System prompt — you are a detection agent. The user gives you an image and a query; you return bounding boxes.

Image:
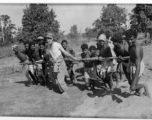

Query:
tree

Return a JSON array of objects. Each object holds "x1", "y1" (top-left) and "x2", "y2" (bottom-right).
[
  {"x1": 17, "y1": 4, "x2": 60, "y2": 43},
  {"x1": 85, "y1": 27, "x2": 97, "y2": 39},
  {"x1": 0, "y1": 15, "x2": 16, "y2": 44},
  {"x1": 58, "y1": 30, "x2": 65, "y2": 40},
  {"x1": 67, "y1": 24, "x2": 79, "y2": 40},
  {"x1": 129, "y1": 4, "x2": 152, "y2": 38},
  {"x1": 93, "y1": 4, "x2": 127, "y2": 38}
]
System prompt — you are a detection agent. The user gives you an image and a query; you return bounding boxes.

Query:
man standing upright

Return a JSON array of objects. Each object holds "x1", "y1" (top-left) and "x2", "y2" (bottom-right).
[{"x1": 45, "y1": 32, "x2": 76, "y2": 94}]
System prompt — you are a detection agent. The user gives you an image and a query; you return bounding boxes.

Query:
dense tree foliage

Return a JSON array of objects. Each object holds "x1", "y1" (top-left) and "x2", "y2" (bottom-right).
[
  {"x1": 17, "y1": 4, "x2": 60, "y2": 43},
  {"x1": 85, "y1": 27, "x2": 97, "y2": 39},
  {"x1": 129, "y1": 4, "x2": 152, "y2": 38},
  {"x1": 0, "y1": 15, "x2": 16, "y2": 44},
  {"x1": 67, "y1": 25, "x2": 79, "y2": 40},
  {"x1": 93, "y1": 4, "x2": 127, "y2": 38}
]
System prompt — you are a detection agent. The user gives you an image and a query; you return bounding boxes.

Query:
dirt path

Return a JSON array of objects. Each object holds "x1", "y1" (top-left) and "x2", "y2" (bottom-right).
[
  {"x1": 0, "y1": 57, "x2": 90, "y2": 116},
  {"x1": 0, "y1": 39, "x2": 152, "y2": 118},
  {"x1": 70, "y1": 43, "x2": 152, "y2": 118}
]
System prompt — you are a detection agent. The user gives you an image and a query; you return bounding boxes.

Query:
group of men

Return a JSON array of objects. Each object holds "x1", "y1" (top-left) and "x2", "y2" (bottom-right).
[{"x1": 12, "y1": 30, "x2": 149, "y2": 97}]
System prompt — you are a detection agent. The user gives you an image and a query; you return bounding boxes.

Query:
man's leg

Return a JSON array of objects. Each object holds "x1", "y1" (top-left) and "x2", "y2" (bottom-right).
[
  {"x1": 106, "y1": 72, "x2": 114, "y2": 91},
  {"x1": 130, "y1": 76, "x2": 149, "y2": 97},
  {"x1": 84, "y1": 71, "x2": 91, "y2": 90},
  {"x1": 28, "y1": 71, "x2": 38, "y2": 85},
  {"x1": 37, "y1": 64, "x2": 47, "y2": 86},
  {"x1": 57, "y1": 71, "x2": 68, "y2": 93},
  {"x1": 123, "y1": 65, "x2": 132, "y2": 85},
  {"x1": 113, "y1": 63, "x2": 119, "y2": 87},
  {"x1": 25, "y1": 65, "x2": 33, "y2": 85},
  {"x1": 56, "y1": 61, "x2": 70, "y2": 93},
  {"x1": 117, "y1": 63, "x2": 122, "y2": 81},
  {"x1": 28, "y1": 65, "x2": 39, "y2": 85},
  {"x1": 114, "y1": 72, "x2": 119, "y2": 88},
  {"x1": 40, "y1": 71, "x2": 46, "y2": 86},
  {"x1": 90, "y1": 79, "x2": 95, "y2": 90},
  {"x1": 67, "y1": 67, "x2": 74, "y2": 86},
  {"x1": 71, "y1": 68, "x2": 77, "y2": 83},
  {"x1": 101, "y1": 71, "x2": 108, "y2": 89},
  {"x1": 25, "y1": 71, "x2": 33, "y2": 85}
]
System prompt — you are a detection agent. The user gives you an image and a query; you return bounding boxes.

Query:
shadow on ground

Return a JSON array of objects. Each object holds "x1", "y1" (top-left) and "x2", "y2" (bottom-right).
[
  {"x1": 15, "y1": 80, "x2": 62, "y2": 94},
  {"x1": 87, "y1": 88, "x2": 133, "y2": 103}
]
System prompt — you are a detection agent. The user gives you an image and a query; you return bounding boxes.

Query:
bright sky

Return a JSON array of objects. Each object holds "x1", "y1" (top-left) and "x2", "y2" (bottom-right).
[{"x1": 0, "y1": 4, "x2": 135, "y2": 34}]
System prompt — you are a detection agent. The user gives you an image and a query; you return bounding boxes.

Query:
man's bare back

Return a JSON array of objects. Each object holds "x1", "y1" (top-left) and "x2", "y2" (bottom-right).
[{"x1": 129, "y1": 42, "x2": 143, "y2": 64}]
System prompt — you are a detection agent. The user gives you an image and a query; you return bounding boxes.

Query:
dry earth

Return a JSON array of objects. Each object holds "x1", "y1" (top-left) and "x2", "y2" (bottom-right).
[{"x1": 0, "y1": 36, "x2": 152, "y2": 118}]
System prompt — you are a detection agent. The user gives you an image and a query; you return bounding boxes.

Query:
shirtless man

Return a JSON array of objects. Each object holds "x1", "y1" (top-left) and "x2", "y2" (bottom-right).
[
  {"x1": 112, "y1": 34, "x2": 130, "y2": 84},
  {"x1": 28, "y1": 41, "x2": 46, "y2": 86},
  {"x1": 39, "y1": 41, "x2": 46, "y2": 74},
  {"x1": 126, "y1": 30, "x2": 149, "y2": 97},
  {"x1": 81, "y1": 44, "x2": 96, "y2": 90},
  {"x1": 61, "y1": 40, "x2": 76, "y2": 86},
  {"x1": 12, "y1": 43, "x2": 37, "y2": 86},
  {"x1": 45, "y1": 32, "x2": 76, "y2": 94}
]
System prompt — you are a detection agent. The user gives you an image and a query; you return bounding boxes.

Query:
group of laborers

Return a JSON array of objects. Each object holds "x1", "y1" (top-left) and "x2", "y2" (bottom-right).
[{"x1": 12, "y1": 30, "x2": 149, "y2": 97}]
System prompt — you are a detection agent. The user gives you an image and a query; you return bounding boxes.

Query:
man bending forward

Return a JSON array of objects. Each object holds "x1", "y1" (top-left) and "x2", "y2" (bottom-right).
[
  {"x1": 126, "y1": 30, "x2": 149, "y2": 97},
  {"x1": 45, "y1": 32, "x2": 76, "y2": 94}
]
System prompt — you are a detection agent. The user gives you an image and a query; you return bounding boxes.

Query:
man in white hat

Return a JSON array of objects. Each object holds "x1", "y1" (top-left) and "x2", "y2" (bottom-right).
[
  {"x1": 97, "y1": 33, "x2": 116, "y2": 91},
  {"x1": 45, "y1": 32, "x2": 77, "y2": 95}
]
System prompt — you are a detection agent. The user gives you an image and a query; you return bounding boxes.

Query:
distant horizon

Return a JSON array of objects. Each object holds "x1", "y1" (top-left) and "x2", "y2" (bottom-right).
[{"x1": 0, "y1": 4, "x2": 135, "y2": 34}]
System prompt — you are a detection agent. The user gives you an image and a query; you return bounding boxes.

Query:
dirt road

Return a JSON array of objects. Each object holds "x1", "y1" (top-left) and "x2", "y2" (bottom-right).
[{"x1": 0, "y1": 39, "x2": 152, "y2": 118}]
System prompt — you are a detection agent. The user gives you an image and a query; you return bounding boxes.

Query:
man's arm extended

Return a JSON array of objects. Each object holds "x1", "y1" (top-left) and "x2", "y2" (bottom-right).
[
  {"x1": 70, "y1": 48, "x2": 75, "y2": 57},
  {"x1": 59, "y1": 44, "x2": 76, "y2": 60}
]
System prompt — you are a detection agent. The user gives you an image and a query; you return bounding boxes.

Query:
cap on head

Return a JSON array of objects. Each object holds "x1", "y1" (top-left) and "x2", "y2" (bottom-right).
[
  {"x1": 122, "y1": 35, "x2": 126, "y2": 38},
  {"x1": 46, "y1": 32, "x2": 53, "y2": 39},
  {"x1": 37, "y1": 36, "x2": 44, "y2": 40},
  {"x1": 12, "y1": 44, "x2": 18, "y2": 50},
  {"x1": 98, "y1": 34, "x2": 106, "y2": 41}
]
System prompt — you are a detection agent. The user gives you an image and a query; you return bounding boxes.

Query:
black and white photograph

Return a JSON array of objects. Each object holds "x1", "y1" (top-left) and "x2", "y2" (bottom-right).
[{"x1": 0, "y1": 2, "x2": 152, "y2": 118}]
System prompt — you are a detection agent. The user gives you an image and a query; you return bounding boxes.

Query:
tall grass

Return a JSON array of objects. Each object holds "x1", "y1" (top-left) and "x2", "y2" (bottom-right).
[{"x1": 0, "y1": 43, "x2": 24, "y2": 59}]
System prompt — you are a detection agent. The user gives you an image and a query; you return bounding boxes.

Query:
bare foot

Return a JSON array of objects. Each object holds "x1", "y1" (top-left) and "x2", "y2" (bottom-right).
[
  {"x1": 67, "y1": 83, "x2": 73, "y2": 87},
  {"x1": 87, "y1": 86, "x2": 91, "y2": 91},
  {"x1": 130, "y1": 90, "x2": 135, "y2": 94},
  {"x1": 115, "y1": 83, "x2": 120, "y2": 88},
  {"x1": 143, "y1": 91, "x2": 150, "y2": 98},
  {"x1": 73, "y1": 78, "x2": 77, "y2": 84},
  {"x1": 110, "y1": 85, "x2": 114, "y2": 91},
  {"x1": 37, "y1": 83, "x2": 41, "y2": 86},
  {"x1": 62, "y1": 92, "x2": 70, "y2": 98},
  {"x1": 134, "y1": 91, "x2": 140, "y2": 96},
  {"x1": 143, "y1": 86, "x2": 150, "y2": 98}
]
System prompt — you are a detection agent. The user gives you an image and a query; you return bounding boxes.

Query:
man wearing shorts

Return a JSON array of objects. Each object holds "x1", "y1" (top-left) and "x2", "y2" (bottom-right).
[{"x1": 45, "y1": 32, "x2": 76, "y2": 94}]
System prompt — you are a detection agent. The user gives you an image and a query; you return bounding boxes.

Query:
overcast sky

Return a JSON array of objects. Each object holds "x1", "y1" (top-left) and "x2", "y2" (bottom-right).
[{"x1": 0, "y1": 4, "x2": 135, "y2": 34}]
